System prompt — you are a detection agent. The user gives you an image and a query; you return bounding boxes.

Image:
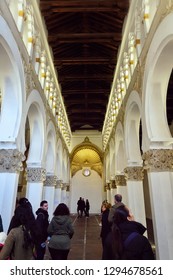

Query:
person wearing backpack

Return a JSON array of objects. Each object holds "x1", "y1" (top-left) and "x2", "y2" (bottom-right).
[
  {"x1": 35, "y1": 200, "x2": 49, "y2": 260},
  {"x1": 102, "y1": 205, "x2": 154, "y2": 260},
  {"x1": 0, "y1": 198, "x2": 38, "y2": 260}
]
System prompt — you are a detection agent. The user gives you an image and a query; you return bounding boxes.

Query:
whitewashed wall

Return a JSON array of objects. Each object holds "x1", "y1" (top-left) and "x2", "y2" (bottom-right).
[{"x1": 70, "y1": 169, "x2": 103, "y2": 214}]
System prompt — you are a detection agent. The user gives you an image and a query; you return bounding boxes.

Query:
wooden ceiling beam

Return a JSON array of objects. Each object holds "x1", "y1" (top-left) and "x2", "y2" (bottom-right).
[
  {"x1": 48, "y1": 32, "x2": 121, "y2": 41},
  {"x1": 51, "y1": 7, "x2": 120, "y2": 12},
  {"x1": 59, "y1": 74, "x2": 113, "y2": 82},
  {"x1": 62, "y1": 89, "x2": 109, "y2": 95},
  {"x1": 65, "y1": 99, "x2": 107, "y2": 105},
  {"x1": 68, "y1": 109, "x2": 105, "y2": 114},
  {"x1": 67, "y1": 116, "x2": 104, "y2": 120},
  {"x1": 50, "y1": 38, "x2": 118, "y2": 44},
  {"x1": 54, "y1": 57, "x2": 115, "y2": 65},
  {"x1": 40, "y1": 1, "x2": 121, "y2": 8}
]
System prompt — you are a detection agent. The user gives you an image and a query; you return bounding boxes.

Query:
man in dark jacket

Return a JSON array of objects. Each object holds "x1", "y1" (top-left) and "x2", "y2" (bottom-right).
[
  {"x1": 103, "y1": 206, "x2": 154, "y2": 260},
  {"x1": 35, "y1": 200, "x2": 49, "y2": 260},
  {"x1": 108, "y1": 194, "x2": 125, "y2": 224}
]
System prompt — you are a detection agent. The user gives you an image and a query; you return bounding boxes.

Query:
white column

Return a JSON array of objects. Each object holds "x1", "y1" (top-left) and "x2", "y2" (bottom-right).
[
  {"x1": 66, "y1": 184, "x2": 70, "y2": 207},
  {"x1": 110, "y1": 180, "x2": 117, "y2": 205},
  {"x1": 124, "y1": 167, "x2": 146, "y2": 227},
  {"x1": 61, "y1": 183, "x2": 67, "y2": 204},
  {"x1": 43, "y1": 175, "x2": 57, "y2": 220},
  {"x1": 0, "y1": 149, "x2": 25, "y2": 233},
  {"x1": 54, "y1": 180, "x2": 62, "y2": 209},
  {"x1": 25, "y1": 167, "x2": 46, "y2": 215},
  {"x1": 115, "y1": 175, "x2": 128, "y2": 207},
  {"x1": 143, "y1": 149, "x2": 173, "y2": 260},
  {"x1": 106, "y1": 182, "x2": 111, "y2": 203}
]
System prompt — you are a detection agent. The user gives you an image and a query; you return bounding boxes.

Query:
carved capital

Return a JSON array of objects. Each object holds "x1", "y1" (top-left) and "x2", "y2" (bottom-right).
[
  {"x1": 44, "y1": 175, "x2": 57, "y2": 186},
  {"x1": 26, "y1": 167, "x2": 46, "y2": 182},
  {"x1": 115, "y1": 174, "x2": 127, "y2": 186},
  {"x1": 61, "y1": 183, "x2": 67, "y2": 191},
  {"x1": 110, "y1": 179, "x2": 116, "y2": 189},
  {"x1": 142, "y1": 149, "x2": 173, "y2": 172},
  {"x1": 0, "y1": 149, "x2": 25, "y2": 173},
  {"x1": 124, "y1": 167, "x2": 144, "y2": 181},
  {"x1": 55, "y1": 180, "x2": 63, "y2": 189},
  {"x1": 106, "y1": 182, "x2": 111, "y2": 190}
]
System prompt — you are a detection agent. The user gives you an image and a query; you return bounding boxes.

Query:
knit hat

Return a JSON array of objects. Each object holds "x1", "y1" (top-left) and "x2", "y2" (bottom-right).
[{"x1": 0, "y1": 232, "x2": 7, "y2": 245}]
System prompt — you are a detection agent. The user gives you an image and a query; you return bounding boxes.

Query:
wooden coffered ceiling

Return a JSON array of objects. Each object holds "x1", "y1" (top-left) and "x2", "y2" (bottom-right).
[{"x1": 39, "y1": 0, "x2": 130, "y2": 132}]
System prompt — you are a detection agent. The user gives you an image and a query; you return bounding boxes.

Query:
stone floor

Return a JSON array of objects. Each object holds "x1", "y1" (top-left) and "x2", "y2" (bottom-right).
[
  {"x1": 44, "y1": 214, "x2": 155, "y2": 260},
  {"x1": 68, "y1": 214, "x2": 103, "y2": 260}
]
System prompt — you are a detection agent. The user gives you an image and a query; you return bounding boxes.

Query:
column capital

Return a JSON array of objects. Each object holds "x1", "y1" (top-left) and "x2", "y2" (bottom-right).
[
  {"x1": 55, "y1": 179, "x2": 63, "y2": 189},
  {"x1": 105, "y1": 182, "x2": 111, "y2": 190},
  {"x1": 124, "y1": 166, "x2": 144, "y2": 181},
  {"x1": 65, "y1": 184, "x2": 70, "y2": 192},
  {"x1": 115, "y1": 174, "x2": 127, "y2": 185},
  {"x1": 44, "y1": 175, "x2": 57, "y2": 186},
  {"x1": 110, "y1": 179, "x2": 116, "y2": 189},
  {"x1": 142, "y1": 149, "x2": 173, "y2": 172},
  {"x1": 0, "y1": 149, "x2": 25, "y2": 173},
  {"x1": 26, "y1": 167, "x2": 46, "y2": 183},
  {"x1": 61, "y1": 183, "x2": 67, "y2": 191}
]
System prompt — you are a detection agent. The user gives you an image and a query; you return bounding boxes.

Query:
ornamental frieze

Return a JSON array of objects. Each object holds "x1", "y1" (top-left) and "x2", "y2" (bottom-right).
[
  {"x1": 0, "y1": 149, "x2": 25, "y2": 173},
  {"x1": 124, "y1": 167, "x2": 144, "y2": 181},
  {"x1": 26, "y1": 167, "x2": 46, "y2": 182},
  {"x1": 44, "y1": 175, "x2": 57, "y2": 186},
  {"x1": 142, "y1": 149, "x2": 173, "y2": 172},
  {"x1": 115, "y1": 174, "x2": 127, "y2": 186},
  {"x1": 23, "y1": 60, "x2": 36, "y2": 95}
]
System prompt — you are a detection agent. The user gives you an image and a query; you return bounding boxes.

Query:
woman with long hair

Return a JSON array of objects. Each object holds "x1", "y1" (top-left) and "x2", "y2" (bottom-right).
[
  {"x1": 48, "y1": 203, "x2": 74, "y2": 260},
  {"x1": 0, "y1": 197, "x2": 39, "y2": 260},
  {"x1": 102, "y1": 206, "x2": 154, "y2": 260}
]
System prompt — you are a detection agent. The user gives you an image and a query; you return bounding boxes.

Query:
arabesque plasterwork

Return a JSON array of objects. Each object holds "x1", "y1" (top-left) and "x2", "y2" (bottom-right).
[
  {"x1": 26, "y1": 167, "x2": 46, "y2": 182},
  {"x1": 0, "y1": 149, "x2": 25, "y2": 173},
  {"x1": 124, "y1": 166, "x2": 144, "y2": 181},
  {"x1": 115, "y1": 175, "x2": 126, "y2": 186},
  {"x1": 142, "y1": 149, "x2": 173, "y2": 172},
  {"x1": 44, "y1": 175, "x2": 57, "y2": 186}
]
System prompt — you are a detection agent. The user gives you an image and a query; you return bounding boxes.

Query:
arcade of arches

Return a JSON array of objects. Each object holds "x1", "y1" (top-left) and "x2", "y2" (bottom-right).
[{"x1": 1, "y1": 0, "x2": 173, "y2": 260}]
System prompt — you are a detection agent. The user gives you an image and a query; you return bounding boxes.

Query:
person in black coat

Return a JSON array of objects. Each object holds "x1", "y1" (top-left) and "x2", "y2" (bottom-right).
[
  {"x1": 100, "y1": 202, "x2": 112, "y2": 247},
  {"x1": 77, "y1": 197, "x2": 83, "y2": 217},
  {"x1": 102, "y1": 205, "x2": 154, "y2": 260},
  {"x1": 35, "y1": 200, "x2": 49, "y2": 260},
  {"x1": 0, "y1": 215, "x2": 3, "y2": 232},
  {"x1": 85, "y1": 199, "x2": 90, "y2": 217}
]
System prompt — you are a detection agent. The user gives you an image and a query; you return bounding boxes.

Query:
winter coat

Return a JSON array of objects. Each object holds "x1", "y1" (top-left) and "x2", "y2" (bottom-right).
[
  {"x1": 100, "y1": 209, "x2": 111, "y2": 245},
  {"x1": 47, "y1": 215, "x2": 74, "y2": 250},
  {"x1": 35, "y1": 208, "x2": 49, "y2": 244},
  {"x1": 0, "y1": 226, "x2": 34, "y2": 260},
  {"x1": 108, "y1": 202, "x2": 125, "y2": 223},
  {"x1": 0, "y1": 215, "x2": 3, "y2": 232},
  {"x1": 85, "y1": 201, "x2": 90, "y2": 211},
  {"x1": 102, "y1": 220, "x2": 154, "y2": 260}
]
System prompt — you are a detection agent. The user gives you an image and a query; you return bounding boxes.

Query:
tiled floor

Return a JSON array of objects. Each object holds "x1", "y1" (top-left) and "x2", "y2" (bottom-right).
[
  {"x1": 45, "y1": 214, "x2": 155, "y2": 260},
  {"x1": 68, "y1": 214, "x2": 103, "y2": 260}
]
